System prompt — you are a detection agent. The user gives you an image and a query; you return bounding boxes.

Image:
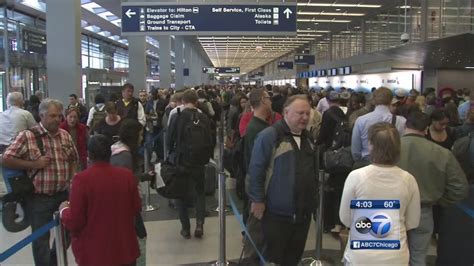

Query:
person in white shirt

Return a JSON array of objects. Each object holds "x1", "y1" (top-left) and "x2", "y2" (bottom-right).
[
  {"x1": 0, "y1": 92, "x2": 37, "y2": 152},
  {"x1": 86, "y1": 94, "x2": 106, "y2": 129},
  {"x1": 316, "y1": 90, "x2": 330, "y2": 114},
  {"x1": 339, "y1": 122, "x2": 420, "y2": 265}
]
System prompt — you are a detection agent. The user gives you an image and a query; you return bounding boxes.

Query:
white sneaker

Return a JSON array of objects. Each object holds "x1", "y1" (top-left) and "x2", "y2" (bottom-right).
[{"x1": 330, "y1": 224, "x2": 343, "y2": 233}]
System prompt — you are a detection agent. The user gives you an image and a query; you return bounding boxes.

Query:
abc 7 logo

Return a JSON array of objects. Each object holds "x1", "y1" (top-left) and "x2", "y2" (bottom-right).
[{"x1": 354, "y1": 213, "x2": 392, "y2": 238}]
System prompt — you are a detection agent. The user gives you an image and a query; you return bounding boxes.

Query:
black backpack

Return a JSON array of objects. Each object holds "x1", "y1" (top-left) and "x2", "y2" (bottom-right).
[
  {"x1": 452, "y1": 132, "x2": 474, "y2": 183},
  {"x1": 176, "y1": 108, "x2": 215, "y2": 166},
  {"x1": 329, "y1": 112, "x2": 352, "y2": 149},
  {"x1": 322, "y1": 111, "x2": 353, "y2": 174}
]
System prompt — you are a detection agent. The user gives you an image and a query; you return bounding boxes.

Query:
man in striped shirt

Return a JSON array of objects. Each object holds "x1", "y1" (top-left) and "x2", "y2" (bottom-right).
[{"x1": 3, "y1": 98, "x2": 79, "y2": 266}]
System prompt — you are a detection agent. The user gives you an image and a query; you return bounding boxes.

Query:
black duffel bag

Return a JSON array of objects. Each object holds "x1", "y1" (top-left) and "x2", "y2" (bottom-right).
[
  {"x1": 323, "y1": 146, "x2": 354, "y2": 174},
  {"x1": 156, "y1": 161, "x2": 188, "y2": 199}
]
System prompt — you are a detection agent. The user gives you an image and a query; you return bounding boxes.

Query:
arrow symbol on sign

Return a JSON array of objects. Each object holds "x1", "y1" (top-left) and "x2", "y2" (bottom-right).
[
  {"x1": 283, "y1": 8, "x2": 293, "y2": 19},
  {"x1": 125, "y1": 9, "x2": 137, "y2": 18}
]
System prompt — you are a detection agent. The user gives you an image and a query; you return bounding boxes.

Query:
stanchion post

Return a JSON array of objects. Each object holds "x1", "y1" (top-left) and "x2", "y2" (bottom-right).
[
  {"x1": 315, "y1": 170, "x2": 326, "y2": 260},
  {"x1": 216, "y1": 110, "x2": 227, "y2": 265},
  {"x1": 53, "y1": 212, "x2": 68, "y2": 266},
  {"x1": 163, "y1": 129, "x2": 167, "y2": 161},
  {"x1": 144, "y1": 149, "x2": 159, "y2": 212},
  {"x1": 302, "y1": 169, "x2": 328, "y2": 265}
]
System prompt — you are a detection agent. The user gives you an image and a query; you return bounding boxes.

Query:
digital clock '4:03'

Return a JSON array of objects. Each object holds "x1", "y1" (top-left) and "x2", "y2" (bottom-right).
[{"x1": 350, "y1": 200, "x2": 401, "y2": 209}]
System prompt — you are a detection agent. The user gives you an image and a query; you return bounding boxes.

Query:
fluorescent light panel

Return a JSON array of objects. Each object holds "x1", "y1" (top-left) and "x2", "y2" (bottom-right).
[
  {"x1": 298, "y1": 29, "x2": 331, "y2": 33},
  {"x1": 298, "y1": 18, "x2": 351, "y2": 23},
  {"x1": 298, "y1": 11, "x2": 365, "y2": 16},
  {"x1": 297, "y1": 3, "x2": 381, "y2": 8}
]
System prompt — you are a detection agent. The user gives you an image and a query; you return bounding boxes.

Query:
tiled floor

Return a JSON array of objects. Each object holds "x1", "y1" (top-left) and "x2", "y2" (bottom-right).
[
  {"x1": 0, "y1": 171, "x2": 437, "y2": 265},
  {"x1": 0, "y1": 211, "x2": 340, "y2": 265}
]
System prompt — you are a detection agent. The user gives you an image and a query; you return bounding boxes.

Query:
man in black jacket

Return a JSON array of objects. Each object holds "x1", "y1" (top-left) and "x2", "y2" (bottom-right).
[
  {"x1": 115, "y1": 83, "x2": 146, "y2": 127},
  {"x1": 166, "y1": 89, "x2": 214, "y2": 240},
  {"x1": 316, "y1": 91, "x2": 348, "y2": 233}
]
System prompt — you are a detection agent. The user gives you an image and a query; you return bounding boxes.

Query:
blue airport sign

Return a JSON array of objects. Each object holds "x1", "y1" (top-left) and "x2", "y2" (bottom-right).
[
  {"x1": 294, "y1": 54, "x2": 315, "y2": 65},
  {"x1": 203, "y1": 67, "x2": 240, "y2": 74},
  {"x1": 121, "y1": 3, "x2": 297, "y2": 35},
  {"x1": 278, "y1": 61, "x2": 294, "y2": 69},
  {"x1": 22, "y1": 29, "x2": 46, "y2": 54}
]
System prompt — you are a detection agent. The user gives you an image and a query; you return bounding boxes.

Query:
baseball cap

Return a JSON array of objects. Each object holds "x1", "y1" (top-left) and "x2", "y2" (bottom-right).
[{"x1": 394, "y1": 88, "x2": 407, "y2": 98}]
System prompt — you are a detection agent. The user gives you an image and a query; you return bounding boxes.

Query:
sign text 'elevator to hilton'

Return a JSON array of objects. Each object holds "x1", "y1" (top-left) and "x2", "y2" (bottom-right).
[{"x1": 121, "y1": 3, "x2": 297, "y2": 35}]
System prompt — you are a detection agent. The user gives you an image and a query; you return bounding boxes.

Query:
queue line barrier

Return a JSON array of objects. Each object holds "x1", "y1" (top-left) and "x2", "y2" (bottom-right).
[{"x1": 0, "y1": 212, "x2": 68, "y2": 265}]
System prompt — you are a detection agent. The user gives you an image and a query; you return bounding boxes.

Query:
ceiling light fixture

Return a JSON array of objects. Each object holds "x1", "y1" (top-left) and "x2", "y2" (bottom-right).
[
  {"x1": 298, "y1": 18, "x2": 351, "y2": 23},
  {"x1": 297, "y1": 3, "x2": 381, "y2": 8},
  {"x1": 298, "y1": 11, "x2": 364, "y2": 16}
]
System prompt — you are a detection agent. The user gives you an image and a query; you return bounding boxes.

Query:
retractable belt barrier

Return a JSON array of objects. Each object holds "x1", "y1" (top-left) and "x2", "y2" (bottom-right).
[
  {"x1": 0, "y1": 217, "x2": 58, "y2": 262},
  {"x1": 227, "y1": 193, "x2": 267, "y2": 265},
  {"x1": 457, "y1": 203, "x2": 474, "y2": 218}
]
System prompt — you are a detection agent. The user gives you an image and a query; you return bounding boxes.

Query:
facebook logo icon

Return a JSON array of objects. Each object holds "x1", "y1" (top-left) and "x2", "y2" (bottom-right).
[{"x1": 353, "y1": 241, "x2": 361, "y2": 249}]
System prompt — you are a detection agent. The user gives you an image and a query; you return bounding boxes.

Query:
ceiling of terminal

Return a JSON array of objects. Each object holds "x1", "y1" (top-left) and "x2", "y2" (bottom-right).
[
  {"x1": 377, "y1": 33, "x2": 474, "y2": 69},
  {"x1": 198, "y1": 0, "x2": 394, "y2": 73},
  {"x1": 16, "y1": 0, "x2": 406, "y2": 74}
]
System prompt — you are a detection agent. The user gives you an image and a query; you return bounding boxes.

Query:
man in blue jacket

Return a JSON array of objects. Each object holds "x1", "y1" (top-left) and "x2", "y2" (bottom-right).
[{"x1": 248, "y1": 95, "x2": 318, "y2": 265}]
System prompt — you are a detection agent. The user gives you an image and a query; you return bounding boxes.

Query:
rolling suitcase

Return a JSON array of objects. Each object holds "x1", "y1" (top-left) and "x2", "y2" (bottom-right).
[{"x1": 205, "y1": 161, "x2": 217, "y2": 195}]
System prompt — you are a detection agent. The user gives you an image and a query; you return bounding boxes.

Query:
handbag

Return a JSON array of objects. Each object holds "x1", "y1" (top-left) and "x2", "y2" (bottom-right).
[
  {"x1": 2, "y1": 129, "x2": 45, "y2": 203},
  {"x1": 323, "y1": 146, "x2": 354, "y2": 174},
  {"x1": 155, "y1": 161, "x2": 188, "y2": 199},
  {"x1": 1, "y1": 202, "x2": 29, "y2": 232}
]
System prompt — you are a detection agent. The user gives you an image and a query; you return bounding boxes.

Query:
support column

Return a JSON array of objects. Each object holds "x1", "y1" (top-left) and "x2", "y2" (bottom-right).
[
  {"x1": 328, "y1": 32, "x2": 333, "y2": 62},
  {"x1": 184, "y1": 40, "x2": 192, "y2": 88},
  {"x1": 420, "y1": 0, "x2": 428, "y2": 42},
  {"x1": 158, "y1": 35, "x2": 172, "y2": 89},
  {"x1": 192, "y1": 46, "x2": 201, "y2": 86},
  {"x1": 199, "y1": 56, "x2": 207, "y2": 85},
  {"x1": 128, "y1": 36, "x2": 147, "y2": 92},
  {"x1": 3, "y1": 8, "x2": 10, "y2": 110},
  {"x1": 361, "y1": 20, "x2": 366, "y2": 54},
  {"x1": 46, "y1": 0, "x2": 81, "y2": 105},
  {"x1": 174, "y1": 36, "x2": 185, "y2": 90}
]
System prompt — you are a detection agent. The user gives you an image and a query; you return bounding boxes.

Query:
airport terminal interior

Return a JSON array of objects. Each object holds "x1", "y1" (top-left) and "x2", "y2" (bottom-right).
[{"x1": 0, "y1": 0, "x2": 473, "y2": 265}]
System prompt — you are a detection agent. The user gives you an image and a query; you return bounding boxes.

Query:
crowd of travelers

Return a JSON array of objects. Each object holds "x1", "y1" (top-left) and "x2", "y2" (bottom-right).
[{"x1": 0, "y1": 82, "x2": 472, "y2": 266}]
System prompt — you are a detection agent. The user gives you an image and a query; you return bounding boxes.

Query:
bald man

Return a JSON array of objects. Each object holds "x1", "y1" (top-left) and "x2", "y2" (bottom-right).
[{"x1": 248, "y1": 95, "x2": 318, "y2": 265}]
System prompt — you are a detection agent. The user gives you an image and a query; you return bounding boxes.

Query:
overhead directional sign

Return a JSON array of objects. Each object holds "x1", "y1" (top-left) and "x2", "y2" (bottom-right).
[
  {"x1": 278, "y1": 61, "x2": 294, "y2": 69},
  {"x1": 121, "y1": 3, "x2": 297, "y2": 35},
  {"x1": 203, "y1": 67, "x2": 241, "y2": 74},
  {"x1": 22, "y1": 29, "x2": 46, "y2": 54},
  {"x1": 294, "y1": 55, "x2": 315, "y2": 65}
]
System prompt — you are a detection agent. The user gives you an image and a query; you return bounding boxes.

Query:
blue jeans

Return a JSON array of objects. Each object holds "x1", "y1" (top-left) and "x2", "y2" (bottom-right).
[
  {"x1": 175, "y1": 166, "x2": 205, "y2": 231},
  {"x1": 24, "y1": 191, "x2": 69, "y2": 266},
  {"x1": 408, "y1": 207, "x2": 433, "y2": 266}
]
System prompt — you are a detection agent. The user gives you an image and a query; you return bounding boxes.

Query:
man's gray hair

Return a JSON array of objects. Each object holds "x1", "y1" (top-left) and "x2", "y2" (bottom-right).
[
  {"x1": 7, "y1": 92, "x2": 23, "y2": 107},
  {"x1": 38, "y1": 98, "x2": 63, "y2": 115}
]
